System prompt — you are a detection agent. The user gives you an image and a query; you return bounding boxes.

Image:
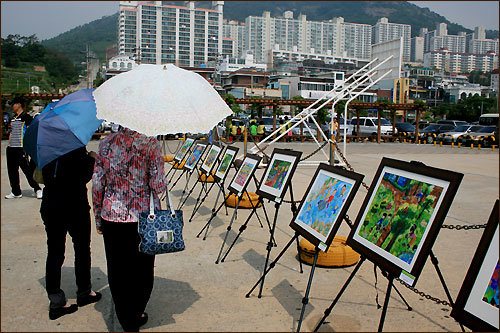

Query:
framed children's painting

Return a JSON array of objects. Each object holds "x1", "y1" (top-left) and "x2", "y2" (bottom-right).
[
  {"x1": 450, "y1": 200, "x2": 498, "y2": 332},
  {"x1": 214, "y1": 146, "x2": 239, "y2": 182},
  {"x1": 200, "y1": 144, "x2": 222, "y2": 175},
  {"x1": 256, "y1": 148, "x2": 302, "y2": 202},
  {"x1": 346, "y1": 157, "x2": 463, "y2": 282},
  {"x1": 174, "y1": 137, "x2": 195, "y2": 162},
  {"x1": 228, "y1": 153, "x2": 262, "y2": 195},
  {"x1": 289, "y1": 163, "x2": 364, "y2": 251},
  {"x1": 183, "y1": 143, "x2": 207, "y2": 171}
]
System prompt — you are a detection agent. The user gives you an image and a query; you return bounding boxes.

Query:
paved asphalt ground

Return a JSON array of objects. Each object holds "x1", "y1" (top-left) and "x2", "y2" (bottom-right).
[{"x1": 1, "y1": 139, "x2": 498, "y2": 332}]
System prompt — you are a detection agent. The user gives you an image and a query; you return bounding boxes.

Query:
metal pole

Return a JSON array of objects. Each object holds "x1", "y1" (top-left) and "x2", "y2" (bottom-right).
[{"x1": 86, "y1": 45, "x2": 90, "y2": 89}]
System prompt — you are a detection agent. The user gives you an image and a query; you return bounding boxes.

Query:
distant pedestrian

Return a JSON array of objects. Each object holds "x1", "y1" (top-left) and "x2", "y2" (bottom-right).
[
  {"x1": 5, "y1": 96, "x2": 42, "y2": 199},
  {"x1": 257, "y1": 120, "x2": 265, "y2": 136},
  {"x1": 249, "y1": 120, "x2": 258, "y2": 136}
]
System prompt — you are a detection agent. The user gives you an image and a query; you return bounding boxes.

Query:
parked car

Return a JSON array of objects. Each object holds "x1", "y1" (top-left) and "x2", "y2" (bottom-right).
[
  {"x1": 412, "y1": 120, "x2": 430, "y2": 130},
  {"x1": 351, "y1": 117, "x2": 393, "y2": 136},
  {"x1": 418, "y1": 124, "x2": 456, "y2": 143},
  {"x1": 436, "y1": 119, "x2": 468, "y2": 127},
  {"x1": 438, "y1": 125, "x2": 483, "y2": 144},
  {"x1": 395, "y1": 122, "x2": 415, "y2": 134},
  {"x1": 458, "y1": 126, "x2": 498, "y2": 147},
  {"x1": 291, "y1": 119, "x2": 318, "y2": 138}
]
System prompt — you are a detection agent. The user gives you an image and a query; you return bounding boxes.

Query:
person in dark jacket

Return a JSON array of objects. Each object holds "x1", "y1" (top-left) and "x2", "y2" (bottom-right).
[
  {"x1": 4, "y1": 96, "x2": 42, "y2": 199},
  {"x1": 41, "y1": 147, "x2": 101, "y2": 320}
]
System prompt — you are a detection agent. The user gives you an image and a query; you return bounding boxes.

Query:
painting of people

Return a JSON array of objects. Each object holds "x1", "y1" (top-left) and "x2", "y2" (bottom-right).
[
  {"x1": 356, "y1": 171, "x2": 444, "y2": 265},
  {"x1": 264, "y1": 160, "x2": 291, "y2": 190},
  {"x1": 295, "y1": 172, "x2": 353, "y2": 242}
]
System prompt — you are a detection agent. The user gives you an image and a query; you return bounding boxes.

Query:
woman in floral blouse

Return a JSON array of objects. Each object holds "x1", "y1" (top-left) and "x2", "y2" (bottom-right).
[{"x1": 92, "y1": 126, "x2": 167, "y2": 332}]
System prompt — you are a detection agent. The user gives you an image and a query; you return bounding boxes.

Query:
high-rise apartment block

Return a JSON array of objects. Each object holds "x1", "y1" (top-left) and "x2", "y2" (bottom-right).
[
  {"x1": 371, "y1": 17, "x2": 411, "y2": 62},
  {"x1": 117, "y1": 2, "x2": 497, "y2": 74},
  {"x1": 242, "y1": 12, "x2": 371, "y2": 64},
  {"x1": 223, "y1": 20, "x2": 246, "y2": 58},
  {"x1": 424, "y1": 50, "x2": 498, "y2": 73},
  {"x1": 118, "y1": 1, "x2": 224, "y2": 67},
  {"x1": 410, "y1": 36, "x2": 424, "y2": 62}
]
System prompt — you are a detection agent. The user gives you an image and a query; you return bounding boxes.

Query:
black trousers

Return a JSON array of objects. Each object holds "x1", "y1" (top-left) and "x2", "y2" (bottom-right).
[
  {"x1": 42, "y1": 208, "x2": 92, "y2": 309},
  {"x1": 102, "y1": 220, "x2": 155, "y2": 332},
  {"x1": 6, "y1": 146, "x2": 40, "y2": 196}
]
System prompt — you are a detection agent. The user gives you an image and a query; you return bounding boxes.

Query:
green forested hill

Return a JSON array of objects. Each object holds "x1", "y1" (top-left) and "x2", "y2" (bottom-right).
[
  {"x1": 41, "y1": 1, "x2": 499, "y2": 65},
  {"x1": 41, "y1": 13, "x2": 118, "y2": 69}
]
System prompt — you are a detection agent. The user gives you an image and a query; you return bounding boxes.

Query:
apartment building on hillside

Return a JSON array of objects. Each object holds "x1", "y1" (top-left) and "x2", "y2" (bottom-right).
[
  {"x1": 118, "y1": 1, "x2": 224, "y2": 67},
  {"x1": 371, "y1": 17, "x2": 411, "y2": 62},
  {"x1": 243, "y1": 11, "x2": 372, "y2": 65}
]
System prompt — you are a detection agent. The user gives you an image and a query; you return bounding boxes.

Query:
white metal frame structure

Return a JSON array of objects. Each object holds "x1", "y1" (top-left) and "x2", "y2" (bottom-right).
[{"x1": 248, "y1": 55, "x2": 395, "y2": 166}]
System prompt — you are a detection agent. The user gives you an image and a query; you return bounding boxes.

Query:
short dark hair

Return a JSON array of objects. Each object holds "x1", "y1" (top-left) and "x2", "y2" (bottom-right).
[{"x1": 10, "y1": 96, "x2": 25, "y2": 106}]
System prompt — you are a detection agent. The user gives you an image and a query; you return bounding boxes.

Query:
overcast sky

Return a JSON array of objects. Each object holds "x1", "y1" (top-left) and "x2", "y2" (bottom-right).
[{"x1": 1, "y1": 1, "x2": 499, "y2": 41}]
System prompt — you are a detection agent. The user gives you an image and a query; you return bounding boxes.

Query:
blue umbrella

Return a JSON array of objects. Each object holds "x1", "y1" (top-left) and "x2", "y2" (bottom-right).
[
  {"x1": 40, "y1": 101, "x2": 59, "y2": 115},
  {"x1": 24, "y1": 89, "x2": 103, "y2": 169}
]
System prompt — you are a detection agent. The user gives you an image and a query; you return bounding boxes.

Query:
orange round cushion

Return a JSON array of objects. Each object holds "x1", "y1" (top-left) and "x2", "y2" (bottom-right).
[
  {"x1": 163, "y1": 155, "x2": 174, "y2": 162},
  {"x1": 198, "y1": 171, "x2": 216, "y2": 182},
  {"x1": 173, "y1": 160, "x2": 186, "y2": 169},
  {"x1": 225, "y1": 192, "x2": 261, "y2": 208},
  {"x1": 298, "y1": 236, "x2": 360, "y2": 267}
]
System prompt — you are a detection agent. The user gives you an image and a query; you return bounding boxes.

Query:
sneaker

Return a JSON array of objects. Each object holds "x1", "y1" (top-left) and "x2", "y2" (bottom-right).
[
  {"x1": 5, "y1": 192, "x2": 22, "y2": 199},
  {"x1": 36, "y1": 189, "x2": 43, "y2": 199}
]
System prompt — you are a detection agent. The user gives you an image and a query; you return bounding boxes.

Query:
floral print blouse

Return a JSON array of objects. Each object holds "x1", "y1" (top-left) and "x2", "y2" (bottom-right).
[{"x1": 92, "y1": 127, "x2": 167, "y2": 227}]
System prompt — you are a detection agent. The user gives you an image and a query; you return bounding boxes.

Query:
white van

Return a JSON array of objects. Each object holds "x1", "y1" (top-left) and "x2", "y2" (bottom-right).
[
  {"x1": 351, "y1": 117, "x2": 394, "y2": 136},
  {"x1": 479, "y1": 113, "x2": 499, "y2": 127}
]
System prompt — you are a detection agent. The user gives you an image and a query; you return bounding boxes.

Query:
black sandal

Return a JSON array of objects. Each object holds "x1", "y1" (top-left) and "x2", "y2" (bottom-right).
[
  {"x1": 139, "y1": 312, "x2": 148, "y2": 327},
  {"x1": 77, "y1": 291, "x2": 102, "y2": 307},
  {"x1": 49, "y1": 304, "x2": 78, "y2": 320}
]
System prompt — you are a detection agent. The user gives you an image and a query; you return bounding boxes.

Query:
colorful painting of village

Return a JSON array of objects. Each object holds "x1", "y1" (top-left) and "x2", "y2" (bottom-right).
[
  {"x1": 483, "y1": 261, "x2": 499, "y2": 308},
  {"x1": 217, "y1": 153, "x2": 233, "y2": 175},
  {"x1": 203, "y1": 148, "x2": 219, "y2": 169},
  {"x1": 264, "y1": 159, "x2": 291, "y2": 190},
  {"x1": 296, "y1": 173, "x2": 352, "y2": 238},
  {"x1": 234, "y1": 161, "x2": 255, "y2": 187},
  {"x1": 357, "y1": 172, "x2": 444, "y2": 264}
]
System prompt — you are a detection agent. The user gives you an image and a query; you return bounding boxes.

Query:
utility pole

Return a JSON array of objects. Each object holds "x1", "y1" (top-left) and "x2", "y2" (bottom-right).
[{"x1": 86, "y1": 45, "x2": 90, "y2": 89}]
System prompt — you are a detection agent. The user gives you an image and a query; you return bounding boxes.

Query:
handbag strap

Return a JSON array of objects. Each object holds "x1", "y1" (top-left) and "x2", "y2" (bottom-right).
[{"x1": 149, "y1": 181, "x2": 176, "y2": 219}]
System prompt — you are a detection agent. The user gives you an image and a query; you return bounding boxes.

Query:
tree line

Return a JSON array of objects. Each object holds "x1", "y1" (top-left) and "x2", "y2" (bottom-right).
[{"x1": 1, "y1": 34, "x2": 79, "y2": 89}]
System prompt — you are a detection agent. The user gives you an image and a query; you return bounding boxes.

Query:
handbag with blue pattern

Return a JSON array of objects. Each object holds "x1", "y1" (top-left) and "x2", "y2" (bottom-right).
[{"x1": 138, "y1": 183, "x2": 185, "y2": 255}]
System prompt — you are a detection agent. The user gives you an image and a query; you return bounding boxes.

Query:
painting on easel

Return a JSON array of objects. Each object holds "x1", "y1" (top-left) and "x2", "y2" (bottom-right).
[
  {"x1": 257, "y1": 148, "x2": 302, "y2": 202},
  {"x1": 201, "y1": 144, "x2": 222, "y2": 175},
  {"x1": 174, "y1": 137, "x2": 195, "y2": 162},
  {"x1": 347, "y1": 157, "x2": 463, "y2": 281},
  {"x1": 451, "y1": 200, "x2": 498, "y2": 332},
  {"x1": 290, "y1": 163, "x2": 363, "y2": 250},
  {"x1": 184, "y1": 143, "x2": 207, "y2": 170},
  {"x1": 228, "y1": 154, "x2": 262, "y2": 195},
  {"x1": 214, "y1": 146, "x2": 239, "y2": 182}
]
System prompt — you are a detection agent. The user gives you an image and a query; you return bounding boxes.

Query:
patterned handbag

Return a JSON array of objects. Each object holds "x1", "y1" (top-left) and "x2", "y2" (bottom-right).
[{"x1": 138, "y1": 183, "x2": 185, "y2": 255}]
